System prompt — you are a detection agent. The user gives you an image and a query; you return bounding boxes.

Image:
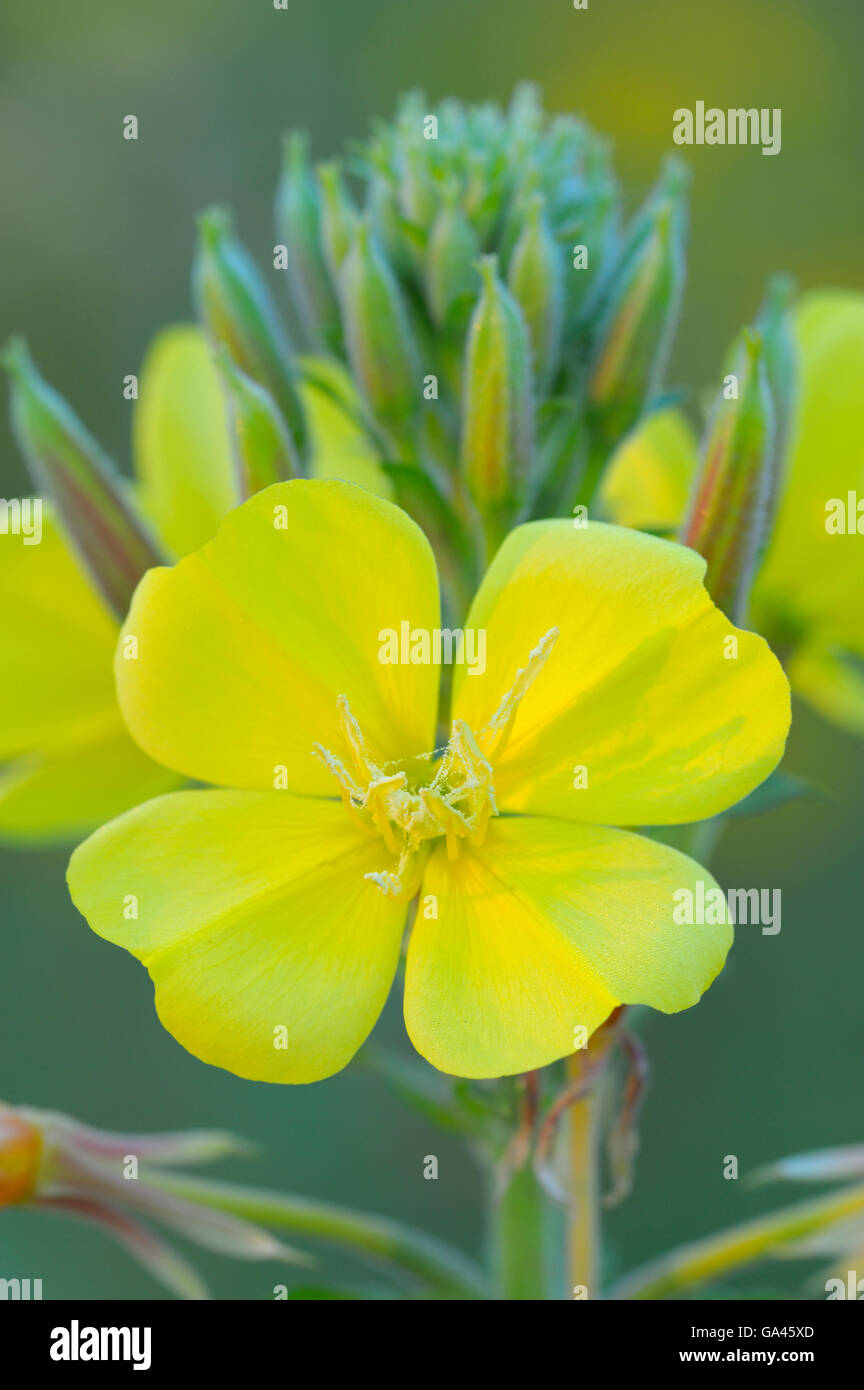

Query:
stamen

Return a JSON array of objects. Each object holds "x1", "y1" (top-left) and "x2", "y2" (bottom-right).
[
  {"x1": 478, "y1": 627, "x2": 559, "y2": 761},
  {"x1": 314, "y1": 633, "x2": 556, "y2": 897}
]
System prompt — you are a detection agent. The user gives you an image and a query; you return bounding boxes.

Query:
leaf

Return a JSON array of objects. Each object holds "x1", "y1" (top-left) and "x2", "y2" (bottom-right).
[
  {"x1": 612, "y1": 1181, "x2": 864, "y2": 1300},
  {"x1": 749, "y1": 1144, "x2": 864, "y2": 1188},
  {"x1": 723, "y1": 769, "x2": 817, "y2": 818},
  {"x1": 358, "y1": 1045, "x2": 475, "y2": 1136}
]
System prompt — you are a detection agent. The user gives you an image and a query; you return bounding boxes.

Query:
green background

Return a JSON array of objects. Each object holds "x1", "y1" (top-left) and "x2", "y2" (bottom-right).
[{"x1": 1, "y1": 0, "x2": 862, "y2": 1298}]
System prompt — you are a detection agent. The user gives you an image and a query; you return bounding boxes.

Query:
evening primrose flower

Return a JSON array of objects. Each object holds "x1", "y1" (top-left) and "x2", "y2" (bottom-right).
[
  {"x1": 599, "y1": 291, "x2": 864, "y2": 733},
  {"x1": 0, "y1": 1101, "x2": 305, "y2": 1299},
  {"x1": 69, "y1": 479, "x2": 789, "y2": 1082}
]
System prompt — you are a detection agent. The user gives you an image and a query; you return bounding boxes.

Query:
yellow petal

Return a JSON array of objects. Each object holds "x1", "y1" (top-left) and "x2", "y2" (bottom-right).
[
  {"x1": 133, "y1": 325, "x2": 236, "y2": 557},
  {"x1": 300, "y1": 356, "x2": 391, "y2": 499},
  {"x1": 404, "y1": 817, "x2": 731, "y2": 1078},
  {"x1": 754, "y1": 291, "x2": 864, "y2": 650},
  {"x1": 0, "y1": 509, "x2": 117, "y2": 758},
  {"x1": 68, "y1": 790, "x2": 407, "y2": 1083},
  {"x1": 0, "y1": 722, "x2": 181, "y2": 843},
  {"x1": 597, "y1": 408, "x2": 698, "y2": 533},
  {"x1": 453, "y1": 521, "x2": 789, "y2": 825},
  {"x1": 117, "y1": 479, "x2": 441, "y2": 791}
]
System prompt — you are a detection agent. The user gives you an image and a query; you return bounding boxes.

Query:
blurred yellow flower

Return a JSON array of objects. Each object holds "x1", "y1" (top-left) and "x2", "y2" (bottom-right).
[{"x1": 600, "y1": 291, "x2": 864, "y2": 733}]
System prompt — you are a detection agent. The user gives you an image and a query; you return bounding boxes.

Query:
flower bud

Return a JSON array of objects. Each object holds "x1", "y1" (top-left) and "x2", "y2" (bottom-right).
[
  {"x1": 400, "y1": 144, "x2": 438, "y2": 231},
  {"x1": 586, "y1": 192, "x2": 686, "y2": 448},
  {"x1": 274, "y1": 132, "x2": 342, "y2": 352},
  {"x1": 0, "y1": 1108, "x2": 41, "y2": 1207},
  {"x1": 461, "y1": 255, "x2": 535, "y2": 522},
  {"x1": 507, "y1": 193, "x2": 565, "y2": 390},
  {"x1": 754, "y1": 274, "x2": 798, "y2": 532},
  {"x1": 3, "y1": 339, "x2": 164, "y2": 618},
  {"x1": 192, "y1": 206, "x2": 306, "y2": 456},
  {"x1": 368, "y1": 170, "x2": 412, "y2": 277},
  {"x1": 338, "y1": 218, "x2": 420, "y2": 425},
  {"x1": 425, "y1": 181, "x2": 480, "y2": 329},
  {"x1": 682, "y1": 328, "x2": 775, "y2": 623},
  {"x1": 560, "y1": 148, "x2": 620, "y2": 334},
  {"x1": 317, "y1": 160, "x2": 358, "y2": 281},
  {"x1": 0, "y1": 1101, "x2": 305, "y2": 1299},
  {"x1": 215, "y1": 349, "x2": 300, "y2": 497}
]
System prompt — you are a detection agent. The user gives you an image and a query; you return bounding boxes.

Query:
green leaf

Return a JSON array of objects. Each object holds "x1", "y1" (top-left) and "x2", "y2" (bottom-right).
[
  {"x1": 358, "y1": 1044, "x2": 475, "y2": 1136},
  {"x1": 724, "y1": 769, "x2": 817, "y2": 818},
  {"x1": 612, "y1": 1181, "x2": 864, "y2": 1300}
]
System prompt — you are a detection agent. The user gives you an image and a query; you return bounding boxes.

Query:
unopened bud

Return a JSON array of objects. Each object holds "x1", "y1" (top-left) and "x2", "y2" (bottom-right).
[
  {"x1": 317, "y1": 160, "x2": 358, "y2": 281},
  {"x1": 192, "y1": 206, "x2": 306, "y2": 456},
  {"x1": 274, "y1": 132, "x2": 342, "y2": 352},
  {"x1": 754, "y1": 274, "x2": 798, "y2": 532},
  {"x1": 586, "y1": 193, "x2": 686, "y2": 447},
  {"x1": 0, "y1": 1108, "x2": 41, "y2": 1207},
  {"x1": 461, "y1": 255, "x2": 535, "y2": 522},
  {"x1": 338, "y1": 218, "x2": 420, "y2": 425},
  {"x1": 507, "y1": 193, "x2": 565, "y2": 389},
  {"x1": 425, "y1": 181, "x2": 480, "y2": 329},
  {"x1": 683, "y1": 329, "x2": 775, "y2": 623},
  {"x1": 216, "y1": 349, "x2": 300, "y2": 498},
  {"x1": 3, "y1": 339, "x2": 164, "y2": 618},
  {"x1": 399, "y1": 145, "x2": 438, "y2": 231}
]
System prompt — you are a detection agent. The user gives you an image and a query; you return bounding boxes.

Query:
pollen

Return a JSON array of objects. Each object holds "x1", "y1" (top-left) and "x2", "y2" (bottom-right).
[{"x1": 313, "y1": 628, "x2": 558, "y2": 898}]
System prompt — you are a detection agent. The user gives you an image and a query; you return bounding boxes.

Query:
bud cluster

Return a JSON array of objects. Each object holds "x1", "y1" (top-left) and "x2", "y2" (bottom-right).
[
  {"x1": 6, "y1": 86, "x2": 799, "y2": 631},
  {"x1": 272, "y1": 85, "x2": 689, "y2": 575}
]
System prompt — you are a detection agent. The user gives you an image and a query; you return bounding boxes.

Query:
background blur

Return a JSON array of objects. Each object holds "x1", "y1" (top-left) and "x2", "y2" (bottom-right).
[{"x1": 1, "y1": 0, "x2": 862, "y2": 1298}]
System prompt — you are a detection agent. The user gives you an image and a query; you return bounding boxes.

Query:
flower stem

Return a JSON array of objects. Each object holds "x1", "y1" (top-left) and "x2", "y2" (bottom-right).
[
  {"x1": 491, "y1": 1161, "x2": 551, "y2": 1300},
  {"x1": 567, "y1": 1055, "x2": 601, "y2": 1299}
]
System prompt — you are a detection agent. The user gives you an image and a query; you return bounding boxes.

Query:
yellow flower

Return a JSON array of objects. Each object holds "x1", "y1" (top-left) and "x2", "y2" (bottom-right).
[
  {"x1": 0, "y1": 330, "x2": 384, "y2": 842},
  {"x1": 599, "y1": 291, "x2": 864, "y2": 733},
  {"x1": 69, "y1": 479, "x2": 789, "y2": 1082}
]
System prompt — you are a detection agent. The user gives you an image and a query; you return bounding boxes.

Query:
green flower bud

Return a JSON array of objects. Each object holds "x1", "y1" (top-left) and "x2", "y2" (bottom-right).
[
  {"x1": 400, "y1": 145, "x2": 438, "y2": 231},
  {"x1": 586, "y1": 193, "x2": 686, "y2": 447},
  {"x1": 274, "y1": 132, "x2": 342, "y2": 353},
  {"x1": 338, "y1": 218, "x2": 420, "y2": 425},
  {"x1": 754, "y1": 274, "x2": 798, "y2": 530},
  {"x1": 499, "y1": 163, "x2": 542, "y2": 267},
  {"x1": 507, "y1": 193, "x2": 565, "y2": 390},
  {"x1": 192, "y1": 206, "x2": 306, "y2": 456},
  {"x1": 2, "y1": 339, "x2": 164, "y2": 619},
  {"x1": 425, "y1": 181, "x2": 480, "y2": 329},
  {"x1": 215, "y1": 348, "x2": 300, "y2": 498},
  {"x1": 559, "y1": 151, "x2": 620, "y2": 335},
  {"x1": 682, "y1": 328, "x2": 775, "y2": 623},
  {"x1": 368, "y1": 170, "x2": 412, "y2": 277},
  {"x1": 461, "y1": 255, "x2": 535, "y2": 524},
  {"x1": 317, "y1": 160, "x2": 358, "y2": 281}
]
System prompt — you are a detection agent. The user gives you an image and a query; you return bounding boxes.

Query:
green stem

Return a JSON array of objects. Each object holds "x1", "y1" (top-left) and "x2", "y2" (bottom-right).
[
  {"x1": 567, "y1": 1077, "x2": 600, "y2": 1298},
  {"x1": 145, "y1": 1169, "x2": 489, "y2": 1301},
  {"x1": 492, "y1": 1162, "x2": 557, "y2": 1300}
]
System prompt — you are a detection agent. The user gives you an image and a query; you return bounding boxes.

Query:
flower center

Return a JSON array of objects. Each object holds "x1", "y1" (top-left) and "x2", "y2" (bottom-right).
[{"x1": 313, "y1": 628, "x2": 558, "y2": 898}]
